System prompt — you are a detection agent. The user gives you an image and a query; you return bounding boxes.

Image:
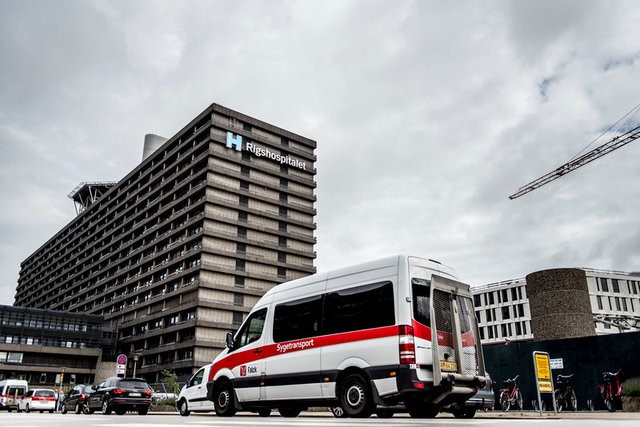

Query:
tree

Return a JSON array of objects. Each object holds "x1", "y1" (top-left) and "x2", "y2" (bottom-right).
[{"x1": 160, "y1": 369, "x2": 180, "y2": 394}]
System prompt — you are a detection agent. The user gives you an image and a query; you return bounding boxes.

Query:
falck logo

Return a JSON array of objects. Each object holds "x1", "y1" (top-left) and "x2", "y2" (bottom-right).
[{"x1": 239, "y1": 365, "x2": 247, "y2": 377}]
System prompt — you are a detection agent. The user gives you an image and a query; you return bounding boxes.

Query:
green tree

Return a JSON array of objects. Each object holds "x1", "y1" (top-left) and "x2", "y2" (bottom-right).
[{"x1": 160, "y1": 369, "x2": 180, "y2": 394}]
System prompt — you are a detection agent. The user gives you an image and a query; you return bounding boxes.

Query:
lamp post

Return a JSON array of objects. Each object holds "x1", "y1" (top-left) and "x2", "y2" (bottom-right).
[{"x1": 132, "y1": 353, "x2": 140, "y2": 377}]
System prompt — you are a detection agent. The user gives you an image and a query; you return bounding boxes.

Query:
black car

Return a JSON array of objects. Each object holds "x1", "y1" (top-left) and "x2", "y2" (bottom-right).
[
  {"x1": 62, "y1": 384, "x2": 94, "y2": 414},
  {"x1": 448, "y1": 372, "x2": 495, "y2": 418},
  {"x1": 87, "y1": 377, "x2": 153, "y2": 415}
]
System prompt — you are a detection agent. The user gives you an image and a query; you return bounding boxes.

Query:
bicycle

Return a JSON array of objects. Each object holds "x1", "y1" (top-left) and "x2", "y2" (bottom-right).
[
  {"x1": 554, "y1": 373, "x2": 577, "y2": 411},
  {"x1": 499, "y1": 375, "x2": 523, "y2": 412},
  {"x1": 599, "y1": 369, "x2": 623, "y2": 412}
]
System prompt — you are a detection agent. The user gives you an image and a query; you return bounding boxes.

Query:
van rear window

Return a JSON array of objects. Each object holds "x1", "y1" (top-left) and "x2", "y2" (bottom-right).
[{"x1": 412, "y1": 278, "x2": 431, "y2": 326}]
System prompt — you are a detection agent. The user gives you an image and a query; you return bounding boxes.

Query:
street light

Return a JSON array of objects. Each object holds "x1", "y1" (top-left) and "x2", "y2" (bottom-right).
[{"x1": 132, "y1": 353, "x2": 141, "y2": 377}]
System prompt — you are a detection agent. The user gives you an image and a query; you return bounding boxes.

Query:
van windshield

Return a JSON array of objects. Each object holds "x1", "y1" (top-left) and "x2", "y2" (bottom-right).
[{"x1": 412, "y1": 278, "x2": 431, "y2": 326}]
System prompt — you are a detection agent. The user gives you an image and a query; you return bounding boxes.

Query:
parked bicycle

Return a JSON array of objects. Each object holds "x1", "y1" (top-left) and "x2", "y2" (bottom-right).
[
  {"x1": 554, "y1": 373, "x2": 577, "y2": 411},
  {"x1": 599, "y1": 369, "x2": 623, "y2": 412},
  {"x1": 499, "y1": 375, "x2": 523, "y2": 412}
]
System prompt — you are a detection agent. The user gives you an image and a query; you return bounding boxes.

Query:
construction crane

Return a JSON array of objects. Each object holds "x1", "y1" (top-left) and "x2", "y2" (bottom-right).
[{"x1": 509, "y1": 124, "x2": 640, "y2": 199}]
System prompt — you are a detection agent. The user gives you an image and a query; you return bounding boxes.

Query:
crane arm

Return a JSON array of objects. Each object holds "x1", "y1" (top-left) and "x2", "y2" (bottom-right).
[{"x1": 509, "y1": 125, "x2": 640, "y2": 200}]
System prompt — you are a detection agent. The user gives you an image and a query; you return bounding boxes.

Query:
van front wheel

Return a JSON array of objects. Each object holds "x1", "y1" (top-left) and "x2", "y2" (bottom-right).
[
  {"x1": 214, "y1": 381, "x2": 237, "y2": 417},
  {"x1": 338, "y1": 373, "x2": 374, "y2": 418}
]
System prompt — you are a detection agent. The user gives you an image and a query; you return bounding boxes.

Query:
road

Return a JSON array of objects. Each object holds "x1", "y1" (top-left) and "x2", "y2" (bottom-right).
[{"x1": 1, "y1": 411, "x2": 639, "y2": 427}]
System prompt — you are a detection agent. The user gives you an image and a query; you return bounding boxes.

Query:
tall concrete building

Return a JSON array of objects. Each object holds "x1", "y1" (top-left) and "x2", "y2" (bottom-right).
[{"x1": 14, "y1": 103, "x2": 317, "y2": 380}]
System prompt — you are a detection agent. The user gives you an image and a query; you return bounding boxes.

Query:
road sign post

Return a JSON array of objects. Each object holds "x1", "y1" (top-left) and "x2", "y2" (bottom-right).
[{"x1": 532, "y1": 351, "x2": 557, "y2": 415}]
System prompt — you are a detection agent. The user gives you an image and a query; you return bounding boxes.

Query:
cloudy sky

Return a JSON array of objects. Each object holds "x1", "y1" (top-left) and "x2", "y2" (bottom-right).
[{"x1": 1, "y1": 0, "x2": 639, "y2": 306}]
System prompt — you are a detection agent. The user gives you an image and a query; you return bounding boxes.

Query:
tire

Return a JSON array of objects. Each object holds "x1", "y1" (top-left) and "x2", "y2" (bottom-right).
[
  {"x1": 101, "y1": 398, "x2": 112, "y2": 415},
  {"x1": 516, "y1": 390, "x2": 524, "y2": 410},
  {"x1": 257, "y1": 408, "x2": 271, "y2": 417},
  {"x1": 75, "y1": 402, "x2": 83, "y2": 414},
  {"x1": 115, "y1": 409, "x2": 126, "y2": 415},
  {"x1": 452, "y1": 408, "x2": 476, "y2": 419},
  {"x1": 554, "y1": 390, "x2": 563, "y2": 412},
  {"x1": 138, "y1": 406, "x2": 148, "y2": 415},
  {"x1": 499, "y1": 391, "x2": 510, "y2": 412},
  {"x1": 26, "y1": 404, "x2": 31, "y2": 413},
  {"x1": 338, "y1": 373, "x2": 374, "y2": 418},
  {"x1": 214, "y1": 381, "x2": 237, "y2": 417},
  {"x1": 178, "y1": 399, "x2": 190, "y2": 416},
  {"x1": 375, "y1": 408, "x2": 394, "y2": 418},
  {"x1": 85, "y1": 405, "x2": 94, "y2": 415},
  {"x1": 278, "y1": 407, "x2": 301, "y2": 417},
  {"x1": 61, "y1": 403, "x2": 68, "y2": 414},
  {"x1": 603, "y1": 388, "x2": 615, "y2": 412},
  {"x1": 569, "y1": 389, "x2": 577, "y2": 411},
  {"x1": 407, "y1": 401, "x2": 439, "y2": 418}
]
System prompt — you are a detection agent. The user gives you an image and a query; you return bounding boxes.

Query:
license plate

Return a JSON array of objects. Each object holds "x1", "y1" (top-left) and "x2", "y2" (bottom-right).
[
  {"x1": 440, "y1": 360, "x2": 457, "y2": 371},
  {"x1": 129, "y1": 392, "x2": 141, "y2": 397}
]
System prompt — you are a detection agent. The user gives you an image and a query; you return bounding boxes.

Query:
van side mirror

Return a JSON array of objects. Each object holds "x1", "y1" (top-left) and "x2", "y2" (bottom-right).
[{"x1": 226, "y1": 331, "x2": 235, "y2": 349}]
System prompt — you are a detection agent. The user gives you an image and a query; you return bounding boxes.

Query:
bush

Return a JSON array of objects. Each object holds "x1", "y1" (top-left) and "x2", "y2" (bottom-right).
[{"x1": 622, "y1": 377, "x2": 640, "y2": 397}]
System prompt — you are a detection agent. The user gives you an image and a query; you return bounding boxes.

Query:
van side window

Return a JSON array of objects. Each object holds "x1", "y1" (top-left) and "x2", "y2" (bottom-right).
[
  {"x1": 189, "y1": 368, "x2": 205, "y2": 387},
  {"x1": 273, "y1": 295, "x2": 323, "y2": 342},
  {"x1": 232, "y1": 308, "x2": 267, "y2": 350},
  {"x1": 412, "y1": 278, "x2": 431, "y2": 326},
  {"x1": 323, "y1": 281, "x2": 395, "y2": 335}
]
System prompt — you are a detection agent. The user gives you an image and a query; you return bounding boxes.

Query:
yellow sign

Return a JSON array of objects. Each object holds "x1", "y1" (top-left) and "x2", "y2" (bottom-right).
[
  {"x1": 440, "y1": 360, "x2": 458, "y2": 372},
  {"x1": 535, "y1": 353, "x2": 551, "y2": 380},
  {"x1": 538, "y1": 380, "x2": 553, "y2": 392}
]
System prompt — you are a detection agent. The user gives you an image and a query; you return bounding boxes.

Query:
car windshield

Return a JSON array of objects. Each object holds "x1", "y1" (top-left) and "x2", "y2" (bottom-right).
[
  {"x1": 119, "y1": 380, "x2": 149, "y2": 389},
  {"x1": 35, "y1": 390, "x2": 55, "y2": 397}
]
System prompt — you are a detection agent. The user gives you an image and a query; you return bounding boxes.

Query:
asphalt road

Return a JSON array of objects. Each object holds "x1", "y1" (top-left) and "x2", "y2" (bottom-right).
[{"x1": 1, "y1": 411, "x2": 639, "y2": 427}]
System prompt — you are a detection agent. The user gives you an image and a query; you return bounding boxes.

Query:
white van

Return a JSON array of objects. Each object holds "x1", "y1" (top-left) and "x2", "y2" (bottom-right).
[
  {"x1": 176, "y1": 364, "x2": 215, "y2": 416},
  {"x1": 206, "y1": 255, "x2": 486, "y2": 418},
  {"x1": 0, "y1": 379, "x2": 29, "y2": 412}
]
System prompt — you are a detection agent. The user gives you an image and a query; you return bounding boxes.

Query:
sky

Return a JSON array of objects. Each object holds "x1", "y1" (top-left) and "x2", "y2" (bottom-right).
[{"x1": 1, "y1": 0, "x2": 639, "y2": 307}]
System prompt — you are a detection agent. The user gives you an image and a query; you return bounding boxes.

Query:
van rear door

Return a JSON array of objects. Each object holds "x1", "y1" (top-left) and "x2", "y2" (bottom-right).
[{"x1": 430, "y1": 274, "x2": 484, "y2": 390}]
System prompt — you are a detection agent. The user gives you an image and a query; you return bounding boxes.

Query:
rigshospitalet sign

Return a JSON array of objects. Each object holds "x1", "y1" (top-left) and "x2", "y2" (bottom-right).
[{"x1": 226, "y1": 132, "x2": 308, "y2": 171}]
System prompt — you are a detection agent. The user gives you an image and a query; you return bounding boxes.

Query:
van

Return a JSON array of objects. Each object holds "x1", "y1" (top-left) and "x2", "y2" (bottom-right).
[
  {"x1": 176, "y1": 364, "x2": 215, "y2": 416},
  {"x1": 206, "y1": 255, "x2": 486, "y2": 418},
  {"x1": 0, "y1": 379, "x2": 29, "y2": 412}
]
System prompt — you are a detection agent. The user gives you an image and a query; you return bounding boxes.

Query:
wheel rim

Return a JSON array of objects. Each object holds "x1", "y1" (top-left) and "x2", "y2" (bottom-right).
[
  {"x1": 345, "y1": 383, "x2": 364, "y2": 409},
  {"x1": 217, "y1": 389, "x2": 229, "y2": 409},
  {"x1": 180, "y1": 400, "x2": 188, "y2": 414}
]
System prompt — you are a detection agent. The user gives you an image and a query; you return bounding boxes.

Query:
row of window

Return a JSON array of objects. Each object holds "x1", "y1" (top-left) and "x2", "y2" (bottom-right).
[
  {"x1": 477, "y1": 303, "x2": 526, "y2": 323},
  {"x1": 596, "y1": 295, "x2": 637, "y2": 312},
  {"x1": 1, "y1": 336, "x2": 94, "y2": 348},
  {"x1": 479, "y1": 321, "x2": 529, "y2": 341},
  {"x1": 596, "y1": 278, "x2": 639, "y2": 295},
  {"x1": 473, "y1": 286, "x2": 524, "y2": 307}
]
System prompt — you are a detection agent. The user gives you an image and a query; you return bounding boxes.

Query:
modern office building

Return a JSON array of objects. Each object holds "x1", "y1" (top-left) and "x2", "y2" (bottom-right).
[
  {"x1": 472, "y1": 267, "x2": 640, "y2": 344},
  {"x1": 14, "y1": 103, "x2": 317, "y2": 380},
  {"x1": 0, "y1": 305, "x2": 116, "y2": 385}
]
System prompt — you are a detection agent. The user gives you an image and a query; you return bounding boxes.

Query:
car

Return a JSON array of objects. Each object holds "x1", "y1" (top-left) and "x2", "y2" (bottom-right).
[
  {"x1": 176, "y1": 364, "x2": 215, "y2": 416},
  {"x1": 448, "y1": 372, "x2": 495, "y2": 418},
  {"x1": 0, "y1": 379, "x2": 28, "y2": 412},
  {"x1": 86, "y1": 377, "x2": 153, "y2": 415},
  {"x1": 62, "y1": 384, "x2": 94, "y2": 414},
  {"x1": 19, "y1": 389, "x2": 56, "y2": 413}
]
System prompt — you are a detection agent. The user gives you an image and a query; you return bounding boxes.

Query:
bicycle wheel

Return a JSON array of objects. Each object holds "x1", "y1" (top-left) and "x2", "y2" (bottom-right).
[
  {"x1": 516, "y1": 390, "x2": 524, "y2": 410},
  {"x1": 554, "y1": 389, "x2": 563, "y2": 412},
  {"x1": 603, "y1": 388, "x2": 615, "y2": 412},
  {"x1": 499, "y1": 391, "x2": 510, "y2": 412},
  {"x1": 569, "y1": 389, "x2": 577, "y2": 411}
]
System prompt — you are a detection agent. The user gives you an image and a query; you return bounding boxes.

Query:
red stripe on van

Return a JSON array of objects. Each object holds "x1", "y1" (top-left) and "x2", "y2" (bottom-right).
[
  {"x1": 209, "y1": 325, "x2": 400, "y2": 381},
  {"x1": 411, "y1": 320, "x2": 432, "y2": 342}
]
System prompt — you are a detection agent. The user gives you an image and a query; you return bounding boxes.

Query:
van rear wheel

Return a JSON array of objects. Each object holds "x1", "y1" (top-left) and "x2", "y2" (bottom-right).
[
  {"x1": 338, "y1": 373, "x2": 374, "y2": 418},
  {"x1": 214, "y1": 381, "x2": 237, "y2": 417}
]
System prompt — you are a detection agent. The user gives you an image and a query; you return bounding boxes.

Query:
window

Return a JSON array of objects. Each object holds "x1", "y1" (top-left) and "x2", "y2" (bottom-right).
[
  {"x1": 235, "y1": 259, "x2": 245, "y2": 271},
  {"x1": 278, "y1": 252, "x2": 286, "y2": 263},
  {"x1": 612, "y1": 279, "x2": 621, "y2": 293},
  {"x1": 412, "y1": 279, "x2": 431, "y2": 326},
  {"x1": 600, "y1": 278, "x2": 609, "y2": 292},
  {"x1": 279, "y1": 192, "x2": 288, "y2": 202},
  {"x1": 515, "y1": 322, "x2": 522, "y2": 335},
  {"x1": 488, "y1": 292, "x2": 495, "y2": 305},
  {"x1": 511, "y1": 287, "x2": 518, "y2": 301},
  {"x1": 236, "y1": 243, "x2": 246, "y2": 254},
  {"x1": 237, "y1": 227, "x2": 247, "y2": 238},
  {"x1": 486, "y1": 309, "x2": 493, "y2": 322},
  {"x1": 241, "y1": 165, "x2": 250, "y2": 176},
  {"x1": 279, "y1": 206, "x2": 287, "y2": 217},
  {"x1": 277, "y1": 267, "x2": 286, "y2": 277},
  {"x1": 501, "y1": 323, "x2": 507, "y2": 337},
  {"x1": 278, "y1": 221, "x2": 287, "y2": 231},
  {"x1": 235, "y1": 276, "x2": 245, "y2": 288},
  {"x1": 280, "y1": 177, "x2": 288, "y2": 188},
  {"x1": 502, "y1": 306, "x2": 510, "y2": 320},
  {"x1": 474, "y1": 294, "x2": 481, "y2": 307},
  {"x1": 479, "y1": 327, "x2": 485, "y2": 340},
  {"x1": 324, "y1": 281, "x2": 395, "y2": 335},
  {"x1": 239, "y1": 195, "x2": 248, "y2": 206},
  {"x1": 240, "y1": 180, "x2": 249, "y2": 190},
  {"x1": 233, "y1": 308, "x2": 267, "y2": 350},
  {"x1": 238, "y1": 211, "x2": 248, "y2": 222},
  {"x1": 622, "y1": 298, "x2": 628, "y2": 311},
  {"x1": 597, "y1": 295, "x2": 603, "y2": 310},
  {"x1": 278, "y1": 236, "x2": 287, "y2": 247},
  {"x1": 501, "y1": 289, "x2": 508, "y2": 303},
  {"x1": 517, "y1": 304, "x2": 524, "y2": 317},
  {"x1": 232, "y1": 312, "x2": 243, "y2": 325},
  {"x1": 273, "y1": 296, "x2": 323, "y2": 342}
]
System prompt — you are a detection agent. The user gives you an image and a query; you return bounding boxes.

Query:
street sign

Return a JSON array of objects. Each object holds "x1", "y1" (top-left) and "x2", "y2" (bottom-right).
[
  {"x1": 550, "y1": 358, "x2": 564, "y2": 370},
  {"x1": 532, "y1": 351, "x2": 557, "y2": 415},
  {"x1": 116, "y1": 354, "x2": 128, "y2": 377}
]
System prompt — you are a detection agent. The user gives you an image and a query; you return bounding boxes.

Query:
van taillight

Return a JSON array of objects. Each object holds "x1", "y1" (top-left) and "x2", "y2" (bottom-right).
[{"x1": 398, "y1": 324, "x2": 416, "y2": 364}]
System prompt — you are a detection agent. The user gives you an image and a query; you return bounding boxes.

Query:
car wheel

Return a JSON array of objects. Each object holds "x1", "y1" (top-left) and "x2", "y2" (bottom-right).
[
  {"x1": 257, "y1": 407, "x2": 271, "y2": 417},
  {"x1": 278, "y1": 407, "x2": 301, "y2": 417},
  {"x1": 214, "y1": 381, "x2": 237, "y2": 417},
  {"x1": 101, "y1": 399, "x2": 112, "y2": 415},
  {"x1": 453, "y1": 407, "x2": 476, "y2": 418},
  {"x1": 178, "y1": 399, "x2": 190, "y2": 416},
  {"x1": 61, "y1": 403, "x2": 67, "y2": 414},
  {"x1": 26, "y1": 404, "x2": 31, "y2": 413},
  {"x1": 376, "y1": 408, "x2": 395, "y2": 418},
  {"x1": 338, "y1": 373, "x2": 374, "y2": 418},
  {"x1": 115, "y1": 408, "x2": 126, "y2": 415},
  {"x1": 138, "y1": 406, "x2": 148, "y2": 415},
  {"x1": 75, "y1": 402, "x2": 83, "y2": 414}
]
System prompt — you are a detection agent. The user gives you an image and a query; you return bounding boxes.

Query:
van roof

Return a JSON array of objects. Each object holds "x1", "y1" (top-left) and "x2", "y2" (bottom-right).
[{"x1": 263, "y1": 254, "x2": 458, "y2": 300}]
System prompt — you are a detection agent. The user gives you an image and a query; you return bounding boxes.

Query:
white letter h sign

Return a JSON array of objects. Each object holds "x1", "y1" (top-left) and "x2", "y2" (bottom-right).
[{"x1": 226, "y1": 132, "x2": 242, "y2": 151}]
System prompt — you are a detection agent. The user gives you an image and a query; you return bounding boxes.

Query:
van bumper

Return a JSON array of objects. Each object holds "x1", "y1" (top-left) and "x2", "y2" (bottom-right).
[{"x1": 396, "y1": 365, "x2": 485, "y2": 404}]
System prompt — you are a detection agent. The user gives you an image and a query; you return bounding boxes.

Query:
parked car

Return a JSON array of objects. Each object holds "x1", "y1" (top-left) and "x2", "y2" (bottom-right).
[
  {"x1": 62, "y1": 384, "x2": 94, "y2": 414},
  {"x1": 86, "y1": 377, "x2": 153, "y2": 415},
  {"x1": 19, "y1": 389, "x2": 56, "y2": 413},
  {"x1": 0, "y1": 379, "x2": 28, "y2": 412},
  {"x1": 176, "y1": 364, "x2": 214, "y2": 416},
  {"x1": 448, "y1": 372, "x2": 495, "y2": 418}
]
